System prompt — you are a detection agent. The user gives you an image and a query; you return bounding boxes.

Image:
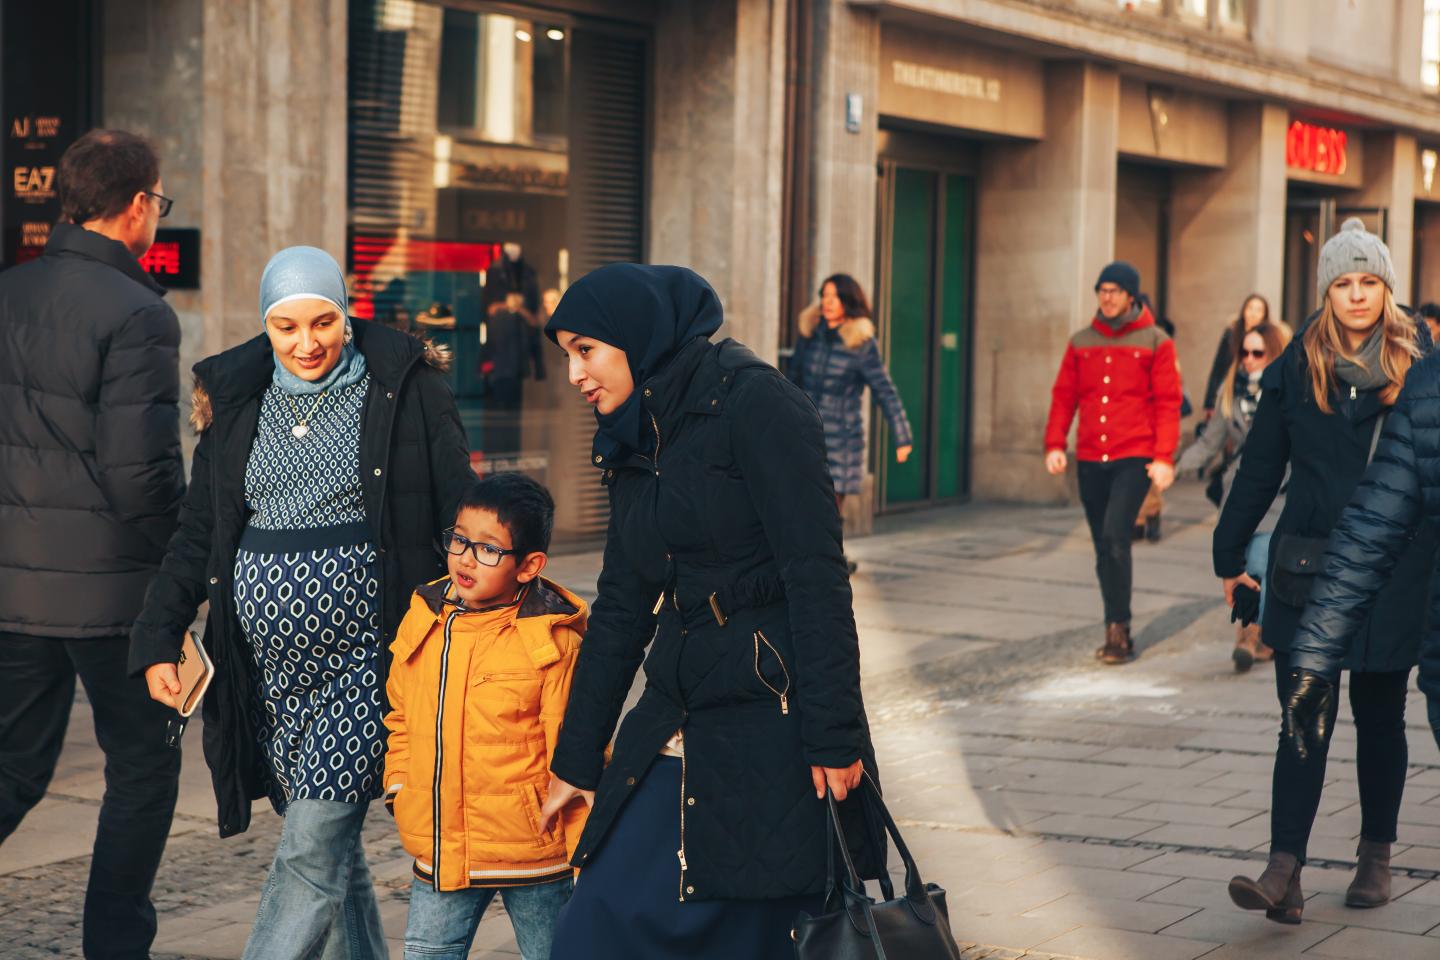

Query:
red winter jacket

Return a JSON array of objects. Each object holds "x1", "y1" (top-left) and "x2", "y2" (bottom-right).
[{"x1": 1044, "y1": 308, "x2": 1183, "y2": 465}]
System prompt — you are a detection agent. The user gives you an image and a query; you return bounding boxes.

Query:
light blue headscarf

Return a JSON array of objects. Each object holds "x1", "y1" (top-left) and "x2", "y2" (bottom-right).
[{"x1": 259, "y1": 246, "x2": 369, "y2": 396}]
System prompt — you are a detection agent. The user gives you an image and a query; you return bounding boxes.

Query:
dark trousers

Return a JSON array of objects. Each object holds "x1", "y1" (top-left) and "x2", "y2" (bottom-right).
[
  {"x1": 1076, "y1": 458, "x2": 1152, "y2": 624},
  {"x1": 1270, "y1": 651, "x2": 1410, "y2": 863},
  {"x1": 0, "y1": 634, "x2": 181, "y2": 959}
]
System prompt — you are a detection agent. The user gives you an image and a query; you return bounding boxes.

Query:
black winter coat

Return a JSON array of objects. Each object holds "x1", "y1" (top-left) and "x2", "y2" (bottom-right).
[
  {"x1": 549, "y1": 337, "x2": 882, "y2": 901},
  {"x1": 128, "y1": 320, "x2": 473, "y2": 836},
  {"x1": 1214, "y1": 332, "x2": 1436, "y2": 671},
  {"x1": 1291, "y1": 351, "x2": 1440, "y2": 693},
  {"x1": 0, "y1": 224, "x2": 185, "y2": 639}
]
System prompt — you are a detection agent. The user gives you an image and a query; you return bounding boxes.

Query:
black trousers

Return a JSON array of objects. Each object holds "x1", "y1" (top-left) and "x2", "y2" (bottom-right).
[
  {"x1": 1077, "y1": 457, "x2": 1152, "y2": 624},
  {"x1": 1270, "y1": 651, "x2": 1410, "y2": 863},
  {"x1": 0, "y1": 634, "x2": 181, "y2": 960}
]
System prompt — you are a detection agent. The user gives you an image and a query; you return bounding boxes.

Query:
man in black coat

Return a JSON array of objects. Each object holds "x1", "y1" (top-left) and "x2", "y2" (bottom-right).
[{"x1": 0, "y1": 129, "x2": 184, "y2": 960}]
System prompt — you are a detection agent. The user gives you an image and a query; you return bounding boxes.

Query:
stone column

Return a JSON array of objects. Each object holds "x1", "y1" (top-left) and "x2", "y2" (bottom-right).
[
  {"x1": 970, "y1": 60, "x2": 1120, "y2": 504},
  {"x1": 649, "y1": 0, "x2": 786, "y2": 356},
  {"x1": 201, "y1": 0, "x2": 348, "y2": 353},
  {"x1": 1356, "y1": 130, "x2": 1418, "y2": 299},
  {"x1": 1166, "y1": 101, "x2": 1288, "y2": 419}
]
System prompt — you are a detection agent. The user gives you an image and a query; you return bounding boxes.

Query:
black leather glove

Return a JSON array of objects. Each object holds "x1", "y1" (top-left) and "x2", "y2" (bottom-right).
[
  {"x1": 1229, "y1": 582, "x2": 1261, "y2": 627},
  {"x1": 1281, "y1": 668, "x2": 1335, "y2": 764}
]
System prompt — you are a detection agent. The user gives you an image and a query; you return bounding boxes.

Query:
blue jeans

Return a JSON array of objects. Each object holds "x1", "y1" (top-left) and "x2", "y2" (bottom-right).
[
  {"x1": 241, "y1": 798, "x2": 386, "y2": 960},
  {"x1": 1246, "y1": 531, "x2": 1272, "y2": 623},
  {"x1": 405, "y1": 876, "x2": 573, "y2": 960}
]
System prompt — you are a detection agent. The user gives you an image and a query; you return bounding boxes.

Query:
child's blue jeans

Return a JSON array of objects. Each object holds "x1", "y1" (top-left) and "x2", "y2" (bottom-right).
[
  {"x1": 404, "y1": 875, "x2": 573, "y2": 960},
  {"x1": 1246, "y1": 531, "x2": 1271, "y2": 624}
]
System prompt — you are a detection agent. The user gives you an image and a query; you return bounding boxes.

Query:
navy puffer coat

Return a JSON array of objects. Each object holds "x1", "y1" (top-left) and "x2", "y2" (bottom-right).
[{"x1": 786, "y1": 306, "x2": 912, "y2": 495}]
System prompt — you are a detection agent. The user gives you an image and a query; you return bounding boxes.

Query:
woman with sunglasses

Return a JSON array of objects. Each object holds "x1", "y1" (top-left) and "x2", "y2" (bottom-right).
[
  {"x1": 1179, "y1": 321, "x2": 1290, "y2": 670},
  {"x1": 129, "y1": 246, "x2": 472, "y2": 959}
]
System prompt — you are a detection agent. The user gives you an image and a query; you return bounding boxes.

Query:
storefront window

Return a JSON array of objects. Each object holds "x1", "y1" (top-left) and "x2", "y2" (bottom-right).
[
  {"x1": 1179, "y1": 0, "x2": 1207, "y2": 17},
  {"x1": 349, "y1": 0, "x2": 647, "y2": 542},
  {"x1": 1424, "y1": 0, "x2": 1440, "y2": 91},
  {"x1": 1218, "y1": 0, "x2": 1246, "y2": 27}
]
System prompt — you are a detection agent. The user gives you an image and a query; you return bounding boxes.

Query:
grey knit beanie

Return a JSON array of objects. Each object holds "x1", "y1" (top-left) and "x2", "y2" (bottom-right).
[{"x1": 1317, "y1": 217, "x2": 1396, "y2": 301}]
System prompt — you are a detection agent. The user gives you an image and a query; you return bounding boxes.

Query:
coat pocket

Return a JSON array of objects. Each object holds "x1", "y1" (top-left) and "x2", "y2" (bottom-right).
[
  {"x1": 753, "y1": 630, "x2": 792, "y2": 715},
  {"x1": 1270, "y1": 533, "x2": 1329, "y2": 608}
]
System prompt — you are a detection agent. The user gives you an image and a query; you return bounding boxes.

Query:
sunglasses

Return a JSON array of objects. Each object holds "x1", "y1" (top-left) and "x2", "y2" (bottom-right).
[{"x1": 1242, "y1": 349, "x2": 1267, "y2": 359}]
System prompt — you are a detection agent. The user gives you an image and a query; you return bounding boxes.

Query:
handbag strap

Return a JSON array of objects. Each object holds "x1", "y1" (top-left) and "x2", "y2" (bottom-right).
[
  {"x1": 1367, "y1": 411, "x2": 1387, "y2": 466},
  {"x1": 826, "y1": 777, "x2": 934, "y2": 911}
]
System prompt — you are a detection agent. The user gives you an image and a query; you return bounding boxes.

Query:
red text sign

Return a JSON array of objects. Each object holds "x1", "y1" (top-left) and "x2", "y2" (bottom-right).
[{"x1": 1287, "y1": 121, "x2": 1348, "y2": 176}]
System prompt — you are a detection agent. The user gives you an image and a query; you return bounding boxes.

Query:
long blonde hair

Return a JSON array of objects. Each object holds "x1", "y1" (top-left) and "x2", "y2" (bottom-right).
[
  {"x1": 1303, "y1": 288, "x2": 1421, "y2": 414},
  {"x1": 1217, "y1": 322, "x2": 1291, "y2": 420}
]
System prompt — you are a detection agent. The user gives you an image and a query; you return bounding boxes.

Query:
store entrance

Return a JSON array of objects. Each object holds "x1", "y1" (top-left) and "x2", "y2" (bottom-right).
[
  {"x1": 873, "y1": 158, "x2": 974, "y2": 509},
  {"x1": 1283, "y1": 188, "x2": 1387, "y2": 329}
]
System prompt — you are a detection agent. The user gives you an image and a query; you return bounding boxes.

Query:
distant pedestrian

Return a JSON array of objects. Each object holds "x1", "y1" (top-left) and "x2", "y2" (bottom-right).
[
  {"x1": 1177, "y1": 321, "x2": 1289, "y2": 670},
  {"x1": 1202, "y1": 294, "x2": 1293, "y2": 418},
  {"x1": 0, "y1": 129, "x2": 185, "y2": 960},
  {"x1": 130, "y1": 246, "x2": 473, "y2": 959},
  {"x1": 1044, "y1": 261, "x2": 1182, "y2": 664},
  {"x1": 1215, "y1": 218, "x2": 1432, "y2": 924}
]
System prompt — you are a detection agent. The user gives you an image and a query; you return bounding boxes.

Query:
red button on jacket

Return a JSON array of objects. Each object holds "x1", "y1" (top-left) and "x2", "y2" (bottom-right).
[{"x1": 1044, "y1": 307, "x2": 1183, "y2": 465}]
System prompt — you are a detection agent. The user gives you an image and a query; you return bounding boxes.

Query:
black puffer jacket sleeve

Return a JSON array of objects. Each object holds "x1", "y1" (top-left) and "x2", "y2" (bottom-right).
[
  {"x1": 1290, "y1": 397, "x2": 1424, "y2": 682},
  {"x1": 415, "y1": 365, "x2": 473, "y2": 530},
  {"x1": 1212, "y1": 358, "x2": 1291, "y2": 577},
  {"x1": 550, "y1": 506, "x2": 659, "y2": 790},
  {"x1": 128, "y1": 428, "x2": 216, "y2": 676},
  {"x1": 97, "y1": 301, "x2": 185, "y2": 550},
  {"x1": 731, "y1": 372, "x2": 864, "y2": 768}
]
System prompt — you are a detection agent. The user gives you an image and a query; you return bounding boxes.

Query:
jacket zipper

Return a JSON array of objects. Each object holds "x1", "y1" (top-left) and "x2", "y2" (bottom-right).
[
  {"x1": 431, "y1": 609, "x2": 459, "y2": 891},
  {"x1": 753, "y1": 630, "x2": 791, "y2": 714}
]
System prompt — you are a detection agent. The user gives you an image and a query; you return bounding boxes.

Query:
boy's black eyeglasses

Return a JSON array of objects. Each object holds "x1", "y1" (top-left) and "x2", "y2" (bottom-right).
[
  {"x1": 146, "y1": 191, "x2": 174, "y2": 218},
  {"x1": 438, "y1": 528, "x2": 522, "y2": 567}
]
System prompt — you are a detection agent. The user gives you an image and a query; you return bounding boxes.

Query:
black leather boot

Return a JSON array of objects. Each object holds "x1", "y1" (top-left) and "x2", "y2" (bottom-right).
[
  {"x1": 1229, "y1": 852, "x2": 1303, "y2": 924},
  {"x1": 1345, "y1": 839, "x2": 1392, "y2": 908}
]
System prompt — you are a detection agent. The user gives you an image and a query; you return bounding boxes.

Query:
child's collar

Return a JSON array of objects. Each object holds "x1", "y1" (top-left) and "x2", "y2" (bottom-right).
[{"x1": 445, "y1": 579, "x2": 529, "y2": 614}]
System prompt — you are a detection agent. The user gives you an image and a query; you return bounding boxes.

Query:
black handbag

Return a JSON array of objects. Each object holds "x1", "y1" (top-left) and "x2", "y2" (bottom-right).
[
  {"x1": 1268, "y1": 411, "x2": 1386, "y2": 609},
  {"x1": 792, "y1": 775, "x2": 961, "y2": 960}
]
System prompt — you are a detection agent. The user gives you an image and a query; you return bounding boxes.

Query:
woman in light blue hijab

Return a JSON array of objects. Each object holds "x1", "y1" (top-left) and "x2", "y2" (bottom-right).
[{"x1": 133, "y1": 246, "x2": 473, "y2": 959}]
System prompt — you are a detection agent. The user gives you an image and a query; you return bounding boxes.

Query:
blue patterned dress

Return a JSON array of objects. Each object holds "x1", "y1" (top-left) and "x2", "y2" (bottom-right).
[{"x1": 234, "y1": 374, "x2": 386, "y2": 812}]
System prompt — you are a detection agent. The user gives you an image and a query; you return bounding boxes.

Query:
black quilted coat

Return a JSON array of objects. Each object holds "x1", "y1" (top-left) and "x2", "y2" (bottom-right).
[
  {"x1": 127, "y1": 320, "x2": 473, "y2": 837},
  {"x1": 1213, "y1": 330, "x2": 1436, "y2": 672},
  {"x1": 1290, "y1": 349, "x2": 1440, "y2": 691},
  {"x1": 0, "y1": 223, "x2": 184, "y2": 639},
  {"x1": 548, "y1": 336, "x2": 882, "y2": 901}
]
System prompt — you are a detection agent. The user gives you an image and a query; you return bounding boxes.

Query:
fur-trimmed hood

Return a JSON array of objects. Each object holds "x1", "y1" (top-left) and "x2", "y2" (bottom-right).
[
  {"x1": 189, "y1": 319, "x2": 451, "y2": 432},
  {"x1": 796, "y1": 302, "x2": 876, "y2": 350}
]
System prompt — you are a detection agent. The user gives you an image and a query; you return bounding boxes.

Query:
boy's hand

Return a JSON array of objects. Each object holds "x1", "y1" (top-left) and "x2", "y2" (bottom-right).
[
  {"x1": 145, "y1": 662, "x2": 182, "y2": 709},
  {"x1": 539, "y1": 773, "x2": 594, "y2": 836}
]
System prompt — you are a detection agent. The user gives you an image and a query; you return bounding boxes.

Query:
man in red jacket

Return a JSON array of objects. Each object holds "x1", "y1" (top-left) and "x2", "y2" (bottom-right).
[{"x1": 1044, "y1": 262, "x2": 1182, "y2": 664}]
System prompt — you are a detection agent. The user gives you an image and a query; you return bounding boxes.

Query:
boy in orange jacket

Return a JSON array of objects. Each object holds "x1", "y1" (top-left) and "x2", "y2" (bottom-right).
[{"x1": 384, "y1": 472, "x2": 589, "y2": 960}]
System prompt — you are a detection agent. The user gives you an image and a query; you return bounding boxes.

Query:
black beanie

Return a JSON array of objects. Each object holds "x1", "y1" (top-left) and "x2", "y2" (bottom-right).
[{"x1": 1095, "y1": 261, "x2": 1141, "y2": 300}]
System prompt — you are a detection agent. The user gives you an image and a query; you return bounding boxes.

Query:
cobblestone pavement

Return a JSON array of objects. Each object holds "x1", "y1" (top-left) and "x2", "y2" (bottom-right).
[{"x1": 8, "y1": 483, "x2": 1440, "y2": 958}]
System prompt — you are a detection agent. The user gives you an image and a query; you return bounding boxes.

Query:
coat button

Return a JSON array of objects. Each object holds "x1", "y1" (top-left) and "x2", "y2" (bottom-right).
[
  {"x1": 1101, "y1": 454, "x2": 1110, "y2": 462},
  {"x1": 1101, "y1": 396, "x2": 1109, "y2": 404},
  {"x1": 1100, "y1": 434, "x2": 1107, "y2": 442},
  {"x1": 644, "y1": 388, "x2": 653, "y2": 397},
  {"x1": 386, "y1": 391, "x2": 394, "y2": 399},
  {"x1": 1105, "y1": 356, "x2": 1112, "y2": 364},
  {"x1": 687, "y1": 796, "x2": 695, "y2": 806},
  {"x1": 595, "y1": 456, "x2": 603, "y2": 464},
  {"x1": 626, "y1": 776, "x2": 637, "y2": 786},
  {"x1": 373, "y1": 468, "x2": 383, "y2": 476},
  {"x1": 1100, "y1": 415, "x2": 1107, "y2": 424},
  {"x1": 686, "y1": 885, "x2": 695, "y2": 895},
  {"x1": 1103, "y1": 376, "x2": 1111, "y2": 384},
  {"x1": 209, "y1": 577, "x2": 218, "y2": 585}
]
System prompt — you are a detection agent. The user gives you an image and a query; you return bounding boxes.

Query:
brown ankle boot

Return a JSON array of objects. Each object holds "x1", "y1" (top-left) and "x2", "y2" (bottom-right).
[
  {"x1": 1345, "y1": 839, "x2": 1392, "y2": 908},
  {"x1": 1253, "y1": 628, "x2": 1274, "y2": 663},
  {"x1": 1233, "y1": 625, "x2": 1258, "y2": 673},
  {"x1": 1095, "y1": 622, "x2": 1135, "y2": 665},
  {"x1": 1229, "y1": 852, "x2": 1303, "y2": 924}
]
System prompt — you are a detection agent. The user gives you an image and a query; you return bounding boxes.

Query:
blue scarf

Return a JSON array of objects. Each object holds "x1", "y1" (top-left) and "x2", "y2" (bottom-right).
[{"x1": 259, "y1": 246, "x2": 369, "y2": 396}]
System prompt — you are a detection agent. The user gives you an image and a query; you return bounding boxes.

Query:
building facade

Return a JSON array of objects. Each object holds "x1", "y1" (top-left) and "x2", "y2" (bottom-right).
[{"x1": 7, "y1": 0, "x2": 1440, "y2": 539}]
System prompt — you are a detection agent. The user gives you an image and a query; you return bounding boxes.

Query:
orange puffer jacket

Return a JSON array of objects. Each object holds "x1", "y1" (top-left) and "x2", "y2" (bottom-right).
[{"x1": 383, "y1": 576, "x2": 589, "y2": 891}]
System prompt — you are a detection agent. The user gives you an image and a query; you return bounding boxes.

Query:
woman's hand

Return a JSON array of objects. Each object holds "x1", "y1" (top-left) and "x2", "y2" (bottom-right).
[
  {"x1": 144, "y1": 662, "x2": 182, "y2": 709},
  {"x1": 1222, "y1": 572, "x2": 1261, "y2": 608},
  {"x1": 539, "y1": 773, "x2": 595, "y2": 835},
  {"x1": 1044, "y1": 450, "x2": 1067, "y2": 475},
  {"x1": 895, "y1": 445, "x2": 913, "y2": 464},
  {"x1": 1147, "y1": 460, "x2": 1175, "y2": 491},
  {"x1": 811, "y1": 760, "x2": 864, "y2": 801}
]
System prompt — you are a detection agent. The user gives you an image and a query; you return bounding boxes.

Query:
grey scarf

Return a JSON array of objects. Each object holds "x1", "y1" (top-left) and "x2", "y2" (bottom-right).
[
  {"x1": 1334, "y1": 328, "x2": 1390, "y2": 393},
  {"x1": 1096, "y1": 302, "x2": 1142, "y2": 331}
]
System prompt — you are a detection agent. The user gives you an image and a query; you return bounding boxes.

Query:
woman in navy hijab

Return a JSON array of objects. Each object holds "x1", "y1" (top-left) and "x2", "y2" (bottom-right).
[{"x1": 537, "y1": 264, "x2": 882, "y2": 958}]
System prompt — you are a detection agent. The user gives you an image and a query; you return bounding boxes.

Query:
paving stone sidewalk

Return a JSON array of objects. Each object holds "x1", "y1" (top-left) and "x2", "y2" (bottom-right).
[{"x1": 7, "y1": 482, "x2": 1440, "y2": 958}]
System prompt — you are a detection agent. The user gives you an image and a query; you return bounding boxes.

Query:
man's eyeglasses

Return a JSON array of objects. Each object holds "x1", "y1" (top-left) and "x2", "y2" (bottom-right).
[
  {"x1": 438, "y1": 528, "x2": 522, "y2": 567},
  {"x1": 146, "y1": 191, "x2": 174, "y2": 219},
  {"x1": 1241, "y1": 349, "x2": 1267, "y2": 359}
]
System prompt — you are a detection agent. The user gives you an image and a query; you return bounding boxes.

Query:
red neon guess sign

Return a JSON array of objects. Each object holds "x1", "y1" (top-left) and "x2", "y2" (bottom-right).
[{"x1": 1287, "y1": 121, "x2": 1348, "y2": 176}]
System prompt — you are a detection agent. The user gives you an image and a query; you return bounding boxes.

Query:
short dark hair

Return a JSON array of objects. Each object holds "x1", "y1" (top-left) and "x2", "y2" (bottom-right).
[
  {"x1": 819, "y1": 273, "x2": 872, "y2": 320},
  {"x1": 57, "y1": 129, "x2": 160, "y2": 224},
  {"x1": 457, "y1": 472, "x2": 555, "y2": 556},
  {"x1": 1419, "y1": 302, "x2": 1440, "y2": 321}
]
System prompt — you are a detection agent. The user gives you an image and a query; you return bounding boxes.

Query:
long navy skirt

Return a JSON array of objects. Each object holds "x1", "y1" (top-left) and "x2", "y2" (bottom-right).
[{"x1": 550, "y1": 756, "x2": 823, "y2": 959}]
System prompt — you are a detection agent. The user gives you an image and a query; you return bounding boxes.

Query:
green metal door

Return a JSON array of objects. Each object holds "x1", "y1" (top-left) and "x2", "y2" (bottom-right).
[{"x1": 876, "y1": 163, "x2": 973, "y2": 508}]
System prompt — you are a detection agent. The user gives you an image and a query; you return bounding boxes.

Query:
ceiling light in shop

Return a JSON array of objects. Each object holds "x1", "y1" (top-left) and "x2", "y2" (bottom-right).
[
  {"x1": 547, "y1": 28, "x2": 565, "y2": 40},
  {"x1": 515, "y1": 29, "x2": 532, "y2": 42}
]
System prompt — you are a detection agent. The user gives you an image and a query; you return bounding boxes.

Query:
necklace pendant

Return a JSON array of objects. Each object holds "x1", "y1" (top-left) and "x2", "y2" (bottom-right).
[{"x1": 291, "y1": 424, "x2": 310, "y2": 439}]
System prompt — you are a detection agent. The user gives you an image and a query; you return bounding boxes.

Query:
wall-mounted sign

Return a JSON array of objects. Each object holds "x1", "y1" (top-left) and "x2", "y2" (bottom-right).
[
  {"x1": 878, "y1": 26, "x2": 1044, "y2": 140},
  {"x1": 139, "y1": 228, "x2": 200, "y2": 289},
  {"x1": 1287, "y1": 121, "x2": 1348, "y2": 176}
]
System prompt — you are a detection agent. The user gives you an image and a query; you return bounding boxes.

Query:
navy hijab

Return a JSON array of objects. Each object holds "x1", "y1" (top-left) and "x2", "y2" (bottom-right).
[{"x1": 545, "y1": 264, "x2": 723, "y2": 459}]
